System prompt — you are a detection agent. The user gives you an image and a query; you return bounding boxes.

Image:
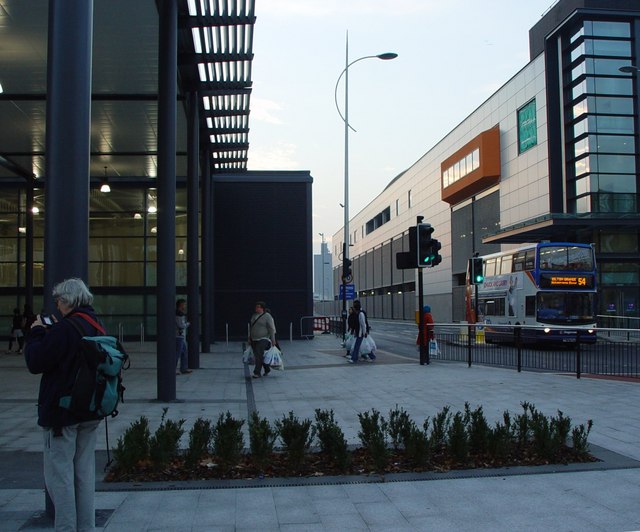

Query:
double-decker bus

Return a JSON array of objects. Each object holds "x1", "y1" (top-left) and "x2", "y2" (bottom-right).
[{"x1": 466, "y1": 242, "x2": 597, "y2": 344}]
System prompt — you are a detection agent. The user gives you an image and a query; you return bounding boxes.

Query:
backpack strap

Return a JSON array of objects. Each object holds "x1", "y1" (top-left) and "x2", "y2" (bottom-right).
[{"x1": 72, "y1": 312, "x2": 106, "y2": 336}]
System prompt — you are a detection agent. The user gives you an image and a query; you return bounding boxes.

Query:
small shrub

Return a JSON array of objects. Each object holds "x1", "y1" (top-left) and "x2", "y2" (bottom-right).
[
  {"x1": 529, "y1": 406, "x2": 555, "y2": 460},
  {"x1": 213, "y1": 411, "x2": 245, "y2": 471},
  {"x1": 149, "y1": 408, "x2": 186, "y2": 469},
  {"x1": 464, "y1": 403, "x2": 491, "y2": 455},
  {"x1": 487, "y1": 418, "x2": 513, "y2": 461},
  {"x1": 405, "y1": 425, "x2": 431, "y2": 468},
  {"x1": 314, "y1": 409, "x2": 351, "y2": 471},
  {"x1": 112, "y1": 416, "x2": 151, "y2": 472},
  {"x1": 185, "y1": 417, "x2": 213, "y2": 468},
  {"x1": 447, "y1": 411, "x2": 469, "y2": 463},
  {"x1": 571, "y1": 419, "x2": 593, "y2": 454},
  {"x1": 428, "y1": 406, "x2": 451, "y2": 449},
  {"x1": 550, "y1": 410, "x2": 572, "y2": 451},
  {"x1": 275, "y1": 411, "x2": 315, "y2": 473},
  {"x1": 388, "y1": 405, "x2": 413, "y2": 450},
  {"x1": 513, "y1": 402, "x2": 532, "y2": 448},
  {"x1": 357, "y1": 409, "x2": 389, "y2": 472},
  {"x1": 249, "y1": 411, "x2": 277, "y2": 470}
]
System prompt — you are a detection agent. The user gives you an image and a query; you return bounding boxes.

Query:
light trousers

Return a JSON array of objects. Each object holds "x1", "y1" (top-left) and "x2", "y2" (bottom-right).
[{"x1": 43, "y1": 419, "x2": 100, "y2": 532}]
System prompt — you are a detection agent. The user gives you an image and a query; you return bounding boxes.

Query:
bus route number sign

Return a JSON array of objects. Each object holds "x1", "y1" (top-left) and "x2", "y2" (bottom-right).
[{"x1": 540, "y1": 273, "x2": 593, "y2": 289}]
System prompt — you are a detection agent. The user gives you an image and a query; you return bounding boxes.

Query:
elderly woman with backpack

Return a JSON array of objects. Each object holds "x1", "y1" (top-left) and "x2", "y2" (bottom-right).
[{"x1": 24, "y1": 278, "x2": 104, "y2": 532}]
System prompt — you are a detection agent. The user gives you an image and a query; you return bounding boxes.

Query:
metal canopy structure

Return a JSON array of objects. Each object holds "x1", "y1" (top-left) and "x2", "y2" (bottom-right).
[{"x1": 0, "y1": 0, "x2": 255, "y2": 182}]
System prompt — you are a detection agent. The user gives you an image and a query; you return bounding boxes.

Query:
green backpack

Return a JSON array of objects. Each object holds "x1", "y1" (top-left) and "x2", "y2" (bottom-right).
[{"x1": 59, "y1": 313, "x2": 129, "y2": 420}]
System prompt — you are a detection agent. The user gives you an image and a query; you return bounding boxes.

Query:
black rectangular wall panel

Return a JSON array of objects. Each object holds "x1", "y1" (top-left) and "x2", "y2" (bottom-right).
[{"x1": 213, "y1": 172, "x2": 313, "y2": 340}]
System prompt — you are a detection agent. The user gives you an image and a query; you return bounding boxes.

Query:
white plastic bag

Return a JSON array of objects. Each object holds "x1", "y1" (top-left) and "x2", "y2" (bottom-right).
[
  {"x1": 268, "y1": 346, "x2": 284, "y2": 370},
  {"x1": 263, "y1": 344, "x2": 278, "y2": 365},
  {"x1": 428, "y1": 339, "x2": 440, "y2": 358},
  {"x1": 360, "y1": 335, "x2": 377, "y2": 355},
  {"x1": 344, "y1": 333, "x2": 355, "y2": 351},
  {"x1": 242, "y1": 345, "x2": 254, "y2": 365}
]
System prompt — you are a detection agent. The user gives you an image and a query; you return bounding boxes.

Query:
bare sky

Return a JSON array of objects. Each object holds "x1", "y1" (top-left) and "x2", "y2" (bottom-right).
[{"x1": 247, "y1": 0, "x2": 558, "y2": 253}]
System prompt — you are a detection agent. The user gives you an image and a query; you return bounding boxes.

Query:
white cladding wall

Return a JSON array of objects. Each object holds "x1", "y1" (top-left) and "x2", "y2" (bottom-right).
[{"x1": 332, "y1": 54, "x2": 549, "y2": 316}]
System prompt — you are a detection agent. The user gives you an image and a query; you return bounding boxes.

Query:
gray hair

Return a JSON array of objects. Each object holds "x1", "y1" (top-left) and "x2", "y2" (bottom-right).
[{"x1": 52, "y1": 278, "x2": 93, "y2": 309}]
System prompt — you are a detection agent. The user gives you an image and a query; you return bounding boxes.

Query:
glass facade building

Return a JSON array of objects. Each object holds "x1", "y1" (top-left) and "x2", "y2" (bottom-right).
[
  {"x1": 0, "y1": 182, "x2": 190, "y2": 337},
  {"x1": 325, "y1": 0, "x2": 640, "y2": 324}
]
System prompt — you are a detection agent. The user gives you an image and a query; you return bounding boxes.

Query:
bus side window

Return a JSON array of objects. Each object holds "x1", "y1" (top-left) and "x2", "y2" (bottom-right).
[
  {"x1": 501, "y1": 255, "x2": 513, "y2": 274},
  {"x1": 513, "y1": 252, "x2": 524, "y2": 271},
  {"x1": 525, "y1": 296, "x2": 535, "y2": 317},
  {"x1": 524, "y1": 250, "x2": 535, "y2": 270},
  {"x1": 485, "y1": 258, "x2": 496, "y2": 277}
]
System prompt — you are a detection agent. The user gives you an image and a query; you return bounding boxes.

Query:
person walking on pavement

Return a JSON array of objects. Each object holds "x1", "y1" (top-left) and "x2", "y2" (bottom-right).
[
  {"x1": 249, "y1": 301, "x2": 276, "y2": 378},
  {"x1": 347, "y1": 300, "x2": 368, "y2": 364},
  {"x1": 344, "y1": 306, "x2": 358, "y2": 359},
  {"x1": 24, "y1": 278, "x2": 104, "y2": 532},
  {"x1": 176, "y1": 298, "x2": 192, "y2": 375}
]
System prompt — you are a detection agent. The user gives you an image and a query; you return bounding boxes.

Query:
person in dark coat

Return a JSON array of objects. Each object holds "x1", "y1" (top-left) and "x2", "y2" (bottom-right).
[{"x1": 25, "y1": 278, "x2": 104, "y2": 531}]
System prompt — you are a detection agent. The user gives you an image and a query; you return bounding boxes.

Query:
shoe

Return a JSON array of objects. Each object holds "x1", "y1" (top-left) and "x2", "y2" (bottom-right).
[
  {"x1": 252, "y1": 374, "x2": 260, "y2": 379},
  {"x1": 263, "y1": 370, "x2": 270, "y2": 376},
  {"x1": 176, "y1": 371, "x2": 181, "y2": 375},
  {"x1": 347, "y1": 359, "x2": 355, "y2": 364},
  {"x1": 365, "y1": 357, "x2": 373, "y2": 362},
  {"x1": 181, "y1": 370, "x2": 193, "y2": 374}
]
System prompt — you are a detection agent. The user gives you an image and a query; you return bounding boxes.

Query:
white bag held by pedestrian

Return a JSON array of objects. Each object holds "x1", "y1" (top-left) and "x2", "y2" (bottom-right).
[
  {"x1": 267, "y1": 345, "x2": 284, "y2": 370},
  {"x1": 344, "y1": 333, "x2": 355, "y2": 351},
  {"x1": 243, "y1": 345, "x2": 254, "y2": 365},
  {"x1": 360, "y1": 335, "x2": 377, "y2": 355},
  {"x1": 428, "y1": 339, "x2": 440, "y2": 358}
]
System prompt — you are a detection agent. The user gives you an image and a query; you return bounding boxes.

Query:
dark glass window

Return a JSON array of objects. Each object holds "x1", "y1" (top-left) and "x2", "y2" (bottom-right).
[{"x1": 585, "y1": 20, "x2": 630, "y2": 38}]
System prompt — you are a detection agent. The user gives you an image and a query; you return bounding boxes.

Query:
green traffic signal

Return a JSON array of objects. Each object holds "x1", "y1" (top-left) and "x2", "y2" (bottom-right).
[
  {"x1": 416, "y1": 223, "x2": 434, "y2": 268},
  {"x1": 471, "y1": 257, "x2": 484, "y2": 284}
]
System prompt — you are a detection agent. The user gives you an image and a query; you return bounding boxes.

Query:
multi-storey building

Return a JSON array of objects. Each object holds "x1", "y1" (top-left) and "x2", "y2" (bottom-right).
[{"x1": 329, "y1": 0, "x2": 640, "y2": 323}]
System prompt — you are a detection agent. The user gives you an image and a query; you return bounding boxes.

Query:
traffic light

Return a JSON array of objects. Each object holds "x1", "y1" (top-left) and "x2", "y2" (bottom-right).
[
  {"x1": 471, "y1": 256, "x2": 484, "y2": 284},
  {"x1": 416, "y1": 223, "x2": 434, "y2": 267},
  {"x1": 430, "y1": 238, "x2": 442, "y2": 267},
  {"x1": 342, "y1": 257, "x2": 353, "y2": 282}
]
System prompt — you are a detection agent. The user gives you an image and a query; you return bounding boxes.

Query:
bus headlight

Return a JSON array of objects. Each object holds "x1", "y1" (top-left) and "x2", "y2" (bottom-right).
[
  {"x1": 544, "y1": 328, "x2": 551, "y2": 334},
  {"x1": 588, "y1": 329, "x2": 594, "y2": 334}
]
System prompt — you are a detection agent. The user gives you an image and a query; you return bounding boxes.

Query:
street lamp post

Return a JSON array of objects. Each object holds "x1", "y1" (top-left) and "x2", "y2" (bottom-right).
[{"x1": 334, "y1": 33, "x2": 397, "y2": 340}]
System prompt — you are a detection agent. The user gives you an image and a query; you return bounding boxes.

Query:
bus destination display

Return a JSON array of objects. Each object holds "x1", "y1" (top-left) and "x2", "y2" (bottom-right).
[{"x1": 540, "y1": 273, "x2": 594, "y2": 289}]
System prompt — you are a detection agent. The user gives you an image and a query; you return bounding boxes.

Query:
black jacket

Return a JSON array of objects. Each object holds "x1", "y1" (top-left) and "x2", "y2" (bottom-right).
[{"x1": 24, "y1": 306, "x2": 102, "y2": 428}]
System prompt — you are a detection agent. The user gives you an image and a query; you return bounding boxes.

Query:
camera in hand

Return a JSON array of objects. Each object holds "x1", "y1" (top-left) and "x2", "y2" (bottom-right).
[{"x1": 41, "y1": 314, "x2": 53, "y2": 327}]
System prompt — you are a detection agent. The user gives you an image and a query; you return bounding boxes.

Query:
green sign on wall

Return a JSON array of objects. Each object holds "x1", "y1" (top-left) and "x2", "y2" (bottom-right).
[{"x1": 518, "y1": 99, "x2": 537, "y2": 153}]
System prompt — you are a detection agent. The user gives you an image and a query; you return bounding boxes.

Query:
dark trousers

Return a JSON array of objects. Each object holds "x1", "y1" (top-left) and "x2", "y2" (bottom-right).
[{"x1": 251, "y1": 339, "x2": 271, "y2": 376}]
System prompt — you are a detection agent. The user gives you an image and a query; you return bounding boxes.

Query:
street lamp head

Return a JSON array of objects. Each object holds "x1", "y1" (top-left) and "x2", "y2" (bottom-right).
[
  {"x1": 377, "y1": 52, "x2": 398, "y2": 60},
  {"x1": 619, "y1": 65, "x2": 638, "y2": 73}
]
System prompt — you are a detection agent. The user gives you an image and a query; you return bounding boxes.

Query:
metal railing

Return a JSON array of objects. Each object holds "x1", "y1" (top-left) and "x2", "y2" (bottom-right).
[{"x1": 429, "y1": 323, "x2": 639, "y2": 379}]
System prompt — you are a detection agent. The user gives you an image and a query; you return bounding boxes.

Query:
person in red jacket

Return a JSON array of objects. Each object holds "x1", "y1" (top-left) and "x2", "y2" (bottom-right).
[{"x1": 417, "y1": 305, "x2": 435, "y2": 349}]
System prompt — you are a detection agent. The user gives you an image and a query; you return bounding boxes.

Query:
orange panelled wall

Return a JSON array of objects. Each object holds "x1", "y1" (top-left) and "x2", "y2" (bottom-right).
[{"x1": 441, "y1": 125, "x2": 501, "y2": 205}]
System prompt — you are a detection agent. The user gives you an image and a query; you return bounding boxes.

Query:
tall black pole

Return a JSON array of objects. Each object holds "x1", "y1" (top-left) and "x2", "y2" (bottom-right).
[
  {"x1": 156, "y1": 0, "x2": 177, "y2": 401},
  {"x1": 200, "y1": 149, "x2": 212, "y2": 351},
  {"x1": 44, "y1": 0, "x2": 93, "y2": 312},
  {"x1": 186, "y1": 92, "x2": 200, "y2": 369},
  {"x1": 418, "y1": 267, "x2": 427, "y2": 365},
  {"x1": 341, "y1": 242, "x2": 347, "y2": 341}
]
